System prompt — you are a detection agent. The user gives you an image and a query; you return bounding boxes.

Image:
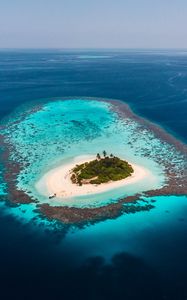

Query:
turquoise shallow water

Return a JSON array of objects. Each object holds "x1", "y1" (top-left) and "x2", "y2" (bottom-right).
[
  {"x1": 2, "y1": 98, "x2": 183, "y2": 210},
  {"x1": 62, "y1": 195, "x2": 187, "y2": 264},
  {"x1": 0, "y1": 194, "x2": 186, "y2": 266},
  {"x1": 0, "y1": 50, "x2": 187, "y2": 299}
]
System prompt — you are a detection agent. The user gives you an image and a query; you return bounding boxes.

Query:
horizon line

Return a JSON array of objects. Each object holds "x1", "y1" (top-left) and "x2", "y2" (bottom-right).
[{"x1": 0, "y1": 47, "x2": 187, "y2": 51}]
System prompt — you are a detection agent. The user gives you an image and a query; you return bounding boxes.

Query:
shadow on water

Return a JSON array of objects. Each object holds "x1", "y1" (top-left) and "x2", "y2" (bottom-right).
[
  {"x1": 0, "y1": 212, "x2": 187, "y2": 300},
  {"x1": 0, "y1": 50, "x2": 187, "y2": 300}
]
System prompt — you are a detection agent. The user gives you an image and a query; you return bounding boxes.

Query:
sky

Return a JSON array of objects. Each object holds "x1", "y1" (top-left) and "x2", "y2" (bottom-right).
[{"x1": 0, "y1": 0, "x2": 187, "y2": 49}]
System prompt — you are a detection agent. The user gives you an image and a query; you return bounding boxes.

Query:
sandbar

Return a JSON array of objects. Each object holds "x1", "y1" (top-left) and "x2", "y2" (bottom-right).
[{"x1": 35, "y1": 155, "x2": 152, "y2": 199}]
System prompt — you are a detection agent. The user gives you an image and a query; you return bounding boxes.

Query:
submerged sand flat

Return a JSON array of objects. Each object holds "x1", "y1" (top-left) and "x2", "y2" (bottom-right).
[
  {"x1": 1, "y1": 98, "x2": 186, "y2": 222},
  {"x1": 36, "y1": 155, "x2": 152, "y2": 200}
]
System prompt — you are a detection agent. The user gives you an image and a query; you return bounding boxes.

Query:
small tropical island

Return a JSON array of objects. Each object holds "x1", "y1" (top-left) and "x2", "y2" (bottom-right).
[
  {"x1": 70, "y1": 151, "x2": 134, "y2": 186},
  {"x1": 1, "y1": 98, "x2": 187, "y2": 225},
  {"x1": 36, "y1": 152, "x2": 147, "y2": 200}
]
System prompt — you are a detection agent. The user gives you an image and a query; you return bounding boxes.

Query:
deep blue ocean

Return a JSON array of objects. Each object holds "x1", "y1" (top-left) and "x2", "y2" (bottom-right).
[{"x1": 0, "y1": 49, "x2": 187, "y2": 300}]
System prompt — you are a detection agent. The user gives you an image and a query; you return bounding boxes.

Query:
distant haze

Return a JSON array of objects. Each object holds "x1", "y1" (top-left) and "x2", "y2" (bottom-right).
[{"x1": 0, "y1": 0, "x2": 187, "y2": 49}]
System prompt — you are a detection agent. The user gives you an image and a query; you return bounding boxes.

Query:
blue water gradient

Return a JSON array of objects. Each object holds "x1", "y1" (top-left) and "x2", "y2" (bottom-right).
[
  {"x1": 0, "y1": 50, "x2": 187, "y2": 300},
  {"x1": 2, "y1": 98, "x2": 172, "y2": 208}
]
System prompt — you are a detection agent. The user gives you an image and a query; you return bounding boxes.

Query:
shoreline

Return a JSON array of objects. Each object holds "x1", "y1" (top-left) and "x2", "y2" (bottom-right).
[
  {"x1": 0, "y1": 97, "x2": 186, "y2": 224},
  {"x1": 35, "y1": 155, "x2": 151, "y2": 200}
]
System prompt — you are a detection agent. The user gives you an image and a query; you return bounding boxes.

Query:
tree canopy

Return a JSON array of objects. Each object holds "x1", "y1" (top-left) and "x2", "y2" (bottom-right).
[{"x1": 71, "y1": 155, "x2": 134, "y2": 185}]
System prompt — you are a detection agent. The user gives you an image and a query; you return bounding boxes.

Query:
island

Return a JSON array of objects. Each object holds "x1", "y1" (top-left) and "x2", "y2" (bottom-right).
[
  {"x1": 70, "y1": 152, "x2": 134, "y2": 186},
  {"x1": 1, "y1": 97, "x2": 186, "y2": 225},
  {"x1": 35, "y1": 153, "x2": 149, "y2": 200}
]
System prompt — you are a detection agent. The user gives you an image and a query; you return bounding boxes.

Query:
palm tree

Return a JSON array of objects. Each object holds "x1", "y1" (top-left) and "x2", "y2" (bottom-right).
[
  {"x1": 103, "y1": 150, "x2": 107, "y2": 157},
  {"x1": 96, "y1": 153, "x2": 101, "y2": 160}
]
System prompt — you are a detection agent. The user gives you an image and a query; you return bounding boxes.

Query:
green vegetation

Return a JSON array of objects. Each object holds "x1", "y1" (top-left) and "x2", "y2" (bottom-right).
[{"x1": 71, "y1": 152, "x2": 134, "y2": 185}]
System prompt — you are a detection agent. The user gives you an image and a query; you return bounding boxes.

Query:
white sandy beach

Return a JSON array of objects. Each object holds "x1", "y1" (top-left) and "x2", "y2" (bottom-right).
[{"x1": 35, "y1": 155, "x2": 151, "y2": 199}]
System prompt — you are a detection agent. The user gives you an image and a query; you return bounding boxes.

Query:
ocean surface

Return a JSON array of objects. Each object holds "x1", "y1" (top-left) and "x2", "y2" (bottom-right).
[{"x1": 0, "y1": 49, "x2": 187, "y2": 300}]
